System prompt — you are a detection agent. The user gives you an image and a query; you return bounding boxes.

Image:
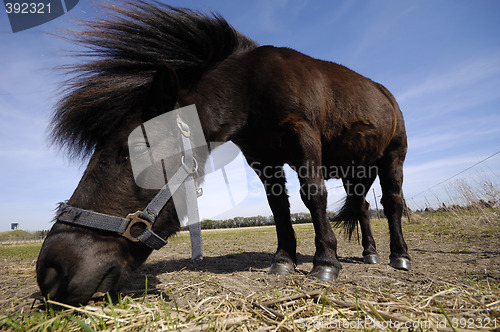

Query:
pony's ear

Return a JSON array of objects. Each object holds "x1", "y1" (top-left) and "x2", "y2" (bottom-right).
[{"x1": 144, "y1": 63, "x2": 179, "y2": 119}]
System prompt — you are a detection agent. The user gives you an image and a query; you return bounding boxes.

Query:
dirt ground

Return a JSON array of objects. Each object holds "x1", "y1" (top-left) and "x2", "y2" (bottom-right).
[{"x1": 1, "y1": 213, "x2": 499, "y2": 329}]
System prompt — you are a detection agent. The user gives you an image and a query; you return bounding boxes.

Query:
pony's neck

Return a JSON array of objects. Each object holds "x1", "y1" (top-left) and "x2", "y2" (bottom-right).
[{"x1": 179, "y1": 56, "x2": 249, "y2": 144}]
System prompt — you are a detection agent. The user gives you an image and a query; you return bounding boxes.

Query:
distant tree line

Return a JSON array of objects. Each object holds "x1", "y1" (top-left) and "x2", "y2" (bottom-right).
[
  {"x1": 180, "y1": 211, "x2": 365, "y2": 230},
  {"x1": 184, "y1": 212, "x2": 313, "y2": 230},
  {"x1": 33, "y1": 230, "x2": 50, "y2": 237}
]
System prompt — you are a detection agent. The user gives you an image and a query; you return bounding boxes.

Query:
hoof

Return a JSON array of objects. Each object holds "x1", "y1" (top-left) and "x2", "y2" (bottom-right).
[
  {"x1": 363, "y1": 254, "x2": 381, "y2": 264},
  {"x1": 268, "y1": 262, "x2": 294, "y2": 275},
  {"x1": 390, "y1": 257, "x2": 411, "y2": 271},
  {"x1": 308, "y1": 266, "x2": 339, "y2": 281},
  {"x1": 192, "y1": 257, "x2": 203, "y2": 263}
]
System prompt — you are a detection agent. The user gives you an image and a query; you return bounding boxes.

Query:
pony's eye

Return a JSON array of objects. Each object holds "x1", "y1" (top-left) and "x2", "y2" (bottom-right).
[{"x1": 131, "y1": 142, "x2": 149, "y2": 156}]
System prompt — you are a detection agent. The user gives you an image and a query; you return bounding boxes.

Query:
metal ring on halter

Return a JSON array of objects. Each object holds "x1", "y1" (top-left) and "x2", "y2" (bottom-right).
[{"x1": 181, "y1": 155, "x2": 198, "y2": 173}]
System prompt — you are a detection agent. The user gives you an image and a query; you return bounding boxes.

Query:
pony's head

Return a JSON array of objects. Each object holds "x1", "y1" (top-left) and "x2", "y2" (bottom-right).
[
  {"x1": 36, "y1": 65, "x2": 185, "y2": 305},
  {"x1": 35, "y1": 1, "x2": 257, "y2": 305}
]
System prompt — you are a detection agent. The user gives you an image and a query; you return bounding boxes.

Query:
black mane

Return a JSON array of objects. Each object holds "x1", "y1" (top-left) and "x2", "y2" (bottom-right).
[{"x1": 51, "y1": 0, "x2": 257, "y2": 158}]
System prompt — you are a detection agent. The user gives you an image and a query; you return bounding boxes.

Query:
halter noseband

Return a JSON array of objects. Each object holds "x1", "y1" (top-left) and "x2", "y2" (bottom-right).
[{"x1": 54, "y1": 115, "x2": 202, "y2": 257}]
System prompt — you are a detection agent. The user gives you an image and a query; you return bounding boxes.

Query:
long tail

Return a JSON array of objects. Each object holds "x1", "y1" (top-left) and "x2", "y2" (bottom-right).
[{"x1": 332, "y1": 195, "x2": 360, "y2": 241}]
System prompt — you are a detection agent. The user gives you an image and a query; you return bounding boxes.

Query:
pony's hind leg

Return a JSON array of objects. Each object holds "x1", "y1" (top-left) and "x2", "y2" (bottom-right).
[
  {"x1": 359, "y1": 198, "x2": 381, "y2": 264},
  {"x1": 378, "y1": 142, "x2": 411, "y2": 271},
  {"x1": 249, "y1": 161, "x2": 297, "y2": 275},
  {"x1": 336, "y1": 175, "x2": 380, "y2": 264}
]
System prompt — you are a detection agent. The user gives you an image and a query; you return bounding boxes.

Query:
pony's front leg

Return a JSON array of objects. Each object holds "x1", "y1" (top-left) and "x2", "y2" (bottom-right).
[
  {"x1": 298, "y1": 163, "x2": 342, "y2": 281},
  {"x1": 249, "y1": 162, "x2": 297, "y2": 275}
]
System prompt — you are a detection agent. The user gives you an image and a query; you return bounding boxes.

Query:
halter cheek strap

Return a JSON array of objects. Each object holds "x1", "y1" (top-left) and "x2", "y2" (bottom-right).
[
  {"x1": 54, "y1": 115, "x2": 203, "y2": 261},
  {"x1": 55, "y1": 159, "x2": 191, "y2": 250}
]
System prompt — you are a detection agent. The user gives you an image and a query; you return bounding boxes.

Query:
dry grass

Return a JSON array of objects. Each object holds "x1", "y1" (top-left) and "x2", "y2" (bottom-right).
[
  {"x1": 1, "y1": 209, "x2": 499, "y2": 331},
  {"x1": 416, "y1": 172, "x2": 500, "y2": 222},
  {"x1": 8, "y1": 270, "x2": 497, "y2": 331}
]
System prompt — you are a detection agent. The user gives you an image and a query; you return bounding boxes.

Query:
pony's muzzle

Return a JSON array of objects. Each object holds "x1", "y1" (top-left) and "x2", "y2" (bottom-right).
[
  {"x1": 36, "y1": 226, "x2": 130, "y2": 306},
  {"x1": 37, "y1": 254, "x2": 122, "y2": 306}
]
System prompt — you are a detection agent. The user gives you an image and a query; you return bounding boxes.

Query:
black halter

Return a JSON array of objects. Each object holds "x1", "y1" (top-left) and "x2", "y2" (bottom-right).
[{"x1": 54, "y1": 116, "x2": 203, "y2": 259}]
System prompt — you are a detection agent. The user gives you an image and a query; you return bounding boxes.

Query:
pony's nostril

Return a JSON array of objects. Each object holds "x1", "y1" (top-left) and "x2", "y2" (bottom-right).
[{"x1": 39, "y1": 267, "x2": 61, "y2": 299}]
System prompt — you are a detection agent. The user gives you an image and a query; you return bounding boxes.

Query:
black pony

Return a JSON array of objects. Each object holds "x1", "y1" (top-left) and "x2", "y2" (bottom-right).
[{"x1": 37, "y1": 1, "x2": 410, "y2": 305}]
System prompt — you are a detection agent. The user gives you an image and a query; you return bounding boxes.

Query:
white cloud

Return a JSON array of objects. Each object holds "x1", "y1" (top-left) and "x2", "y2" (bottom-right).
[
  {"x1": 408, "y1": 122, "x2": 500, "y2": 157},
  {"x1": 353, "y1": 4, "x2": 416, "y2": 59},
  {"x1": 405, "y1": 155, "x2": 481, "y2": 179},
  {"x1": 403, "y1": 153, "x2": 500, "y2": 200},
  {"x1": 397, "y1": 52, "x2": 500, "y2": 103}
]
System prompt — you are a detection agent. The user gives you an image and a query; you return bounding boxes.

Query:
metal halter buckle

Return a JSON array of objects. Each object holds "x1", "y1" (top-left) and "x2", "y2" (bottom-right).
[{"x1": 120, "y1": 211, "x2": 153, "y2": 242}]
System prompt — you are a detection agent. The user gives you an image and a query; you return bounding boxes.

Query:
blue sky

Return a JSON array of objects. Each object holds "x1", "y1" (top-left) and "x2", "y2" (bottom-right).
[{"x1": 1, "y1": 0, "x2": 499, "y2": 232}]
